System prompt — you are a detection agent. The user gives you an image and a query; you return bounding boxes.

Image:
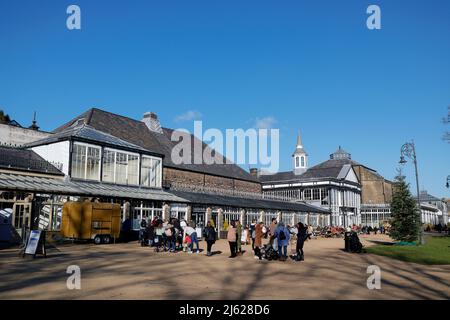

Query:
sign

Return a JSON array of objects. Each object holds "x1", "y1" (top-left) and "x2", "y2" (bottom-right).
[
  {"x1": 23, "y1": 230, "x2": 46, "y2": 258},
  {"x1": 25, "y1": 230, "x2": 42, "y2": 255}
]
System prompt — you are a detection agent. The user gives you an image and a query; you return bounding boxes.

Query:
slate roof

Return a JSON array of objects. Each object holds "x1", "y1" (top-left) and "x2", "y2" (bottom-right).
[
  {"x1": 24, "y1": 123, "x2": 159, "y2": 156},
  {"x1": 169, "y1": 190, "x2": 330, "y2": 213},
  {"x1": 0, "y1": 146, "x2": 63, "y2": 176},
  {"x1": 259, "y1": 158, "x2": 362, "y2": 184},
  {"x1": 419, "y1": 191, "x2": 442, "y2": 203},
  {"x1": 0, "y1": 171, "x2": 186, "y2": 202},
  {"x1": 0, "y1": 170, "x2": 327, "y2": 212},
  {"x1": 53, "y1": 108, "x2": 258, "y2": 183}
]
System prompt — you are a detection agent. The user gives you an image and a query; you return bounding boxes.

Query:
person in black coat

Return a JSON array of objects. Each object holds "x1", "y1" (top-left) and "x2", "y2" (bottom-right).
[
  {"x1": 296, "y1": 222, "x2": 307, "y2": 261},
  {"x1": 203, "y1": 221, "x2": 217, "y2": 256}
]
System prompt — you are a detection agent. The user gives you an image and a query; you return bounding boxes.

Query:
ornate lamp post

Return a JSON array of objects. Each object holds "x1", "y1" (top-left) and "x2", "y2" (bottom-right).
[{"x1": 399, "y1": 141, "x2": 424, "y2": 244}]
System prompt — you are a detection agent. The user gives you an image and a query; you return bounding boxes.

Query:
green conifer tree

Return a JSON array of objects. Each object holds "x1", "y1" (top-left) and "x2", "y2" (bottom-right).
[{"x1": 389, "y1": 174, "x2": 421, "y2": 242}]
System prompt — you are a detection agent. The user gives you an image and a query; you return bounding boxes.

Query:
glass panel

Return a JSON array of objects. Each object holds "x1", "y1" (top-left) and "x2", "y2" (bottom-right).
[
  {"x1": 102, "y1": 150, "x2": 115, "y2": 183},
  {"x1": 86, "y1": 146, "x2": 100, "y2": 181},
  {"x1": 304, "y1": 189, "x2": 312, "y2": 200},
  {"x1": 313, "y1": 188, "x2": 320, "y2": 200},
  {"x1": 71, "y1": 144, "x2": 86, "y2": 179},
  {"x1": 153, "y1": 158, "x2": 161, "y2": 187},
  {"x1": 115, "y1": 152, "x2": 128, "y2": 184},
  {"x1": 127, "y1": 154, "x2": 139, "y2": 185},
  {"x1": 140, "y1": 156, "x2": 152, "y2": 187}
]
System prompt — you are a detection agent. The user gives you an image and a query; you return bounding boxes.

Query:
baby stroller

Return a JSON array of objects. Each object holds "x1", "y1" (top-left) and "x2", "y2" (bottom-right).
[
  {"x1": 261, "y1": 244, "x2": 279, "y2": 261},
  {"x1": 349, "y1": 232, "x2": 363, "y2": 253}
]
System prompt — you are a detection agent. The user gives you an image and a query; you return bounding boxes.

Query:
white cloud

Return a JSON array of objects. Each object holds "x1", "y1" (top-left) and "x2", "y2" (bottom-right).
[
  {"x1": 253, "y1": 116, "x2": 278, "y2": 129},
  {"x1": 174, "y1": 110, "x2": 202, "y2": 122}
]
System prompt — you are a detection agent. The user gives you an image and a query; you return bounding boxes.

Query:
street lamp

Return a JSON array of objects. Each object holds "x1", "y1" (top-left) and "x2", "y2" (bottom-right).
[
  {"x1": 446, "y1": 175, "x2": 450, "y2": 189},
  {"x1": 399, "y1": 141, "x2": 424, "y2": 245}
]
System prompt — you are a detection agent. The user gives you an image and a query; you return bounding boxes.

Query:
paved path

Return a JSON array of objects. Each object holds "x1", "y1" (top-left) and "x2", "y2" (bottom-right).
[{"x1": 0, "y1": 235, "x2": 449, "y2": 300}]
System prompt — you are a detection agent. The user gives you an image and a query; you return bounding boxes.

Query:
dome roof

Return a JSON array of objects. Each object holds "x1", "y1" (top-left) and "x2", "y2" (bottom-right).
[{"x1": 330, "y1": 146, "x2": 351, "y2": 160}]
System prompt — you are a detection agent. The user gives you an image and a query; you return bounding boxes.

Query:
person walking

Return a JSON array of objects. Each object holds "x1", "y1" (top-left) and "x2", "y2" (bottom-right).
[
  {"x1": 203, "y1": 221, "x2": 217, "y2": 256},
  {"x1": 250, "y1": 219, "x2": 257, "y2": 250},
  {"x1": 236, "y1": 220, "x2": 243, "y2": 255},
  {"x1": 295, "y1": 222, "x2": 307, "y2": 261},
  {"x1": 269, "y1": 218, "x2": 278, "y2": 250},
  {"x1": 274, "y1": 221, "x2": 290, "y2": 261},
  {"x1": 254, "y1": 221, "x2": 264, "y2": 260},
  {"x1": 227, "y1": 220, "x2": 237, "y2": 258}
]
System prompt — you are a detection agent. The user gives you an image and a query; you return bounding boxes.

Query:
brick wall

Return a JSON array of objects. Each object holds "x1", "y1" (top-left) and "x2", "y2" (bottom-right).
[
  {"x1": 163, "y1": 167, "x2": 261, "y2": 193},
  {"x1": 354, "y1": 165, "x2": 393, "y2": 204}
]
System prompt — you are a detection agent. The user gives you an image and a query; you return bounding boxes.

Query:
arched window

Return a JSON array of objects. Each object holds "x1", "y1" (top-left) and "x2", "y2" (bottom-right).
[
  {"x1": 301, "y1": 156, "x2": 305, "y2": 167},
  {"x1": 295, "y1": 156, "x2": 300, "y2": 168}
]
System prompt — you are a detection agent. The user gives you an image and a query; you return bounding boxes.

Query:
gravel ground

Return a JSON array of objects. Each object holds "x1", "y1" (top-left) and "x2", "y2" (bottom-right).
[{"x1": 0, "y1": 234, "x2": 449, "y2": 300}]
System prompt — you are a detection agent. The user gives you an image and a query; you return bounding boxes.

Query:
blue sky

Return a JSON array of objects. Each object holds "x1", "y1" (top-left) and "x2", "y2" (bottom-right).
[{"x1": 1, "y1": 0, "x2": 449, "y2": 198}]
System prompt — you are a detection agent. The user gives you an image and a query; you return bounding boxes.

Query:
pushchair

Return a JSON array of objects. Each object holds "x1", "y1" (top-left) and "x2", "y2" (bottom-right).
[
  {"x1": 261, "y1": 244, "x2": 279, "y2": 261},
  {"x1": 349, "y1": 232, "x2": 363, "y2": 253}
]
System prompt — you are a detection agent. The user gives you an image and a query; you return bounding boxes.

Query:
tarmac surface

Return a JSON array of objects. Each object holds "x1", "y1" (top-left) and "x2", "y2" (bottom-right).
[{"x1": 0, "y1": 234, "x2": 449, "y2": 300}]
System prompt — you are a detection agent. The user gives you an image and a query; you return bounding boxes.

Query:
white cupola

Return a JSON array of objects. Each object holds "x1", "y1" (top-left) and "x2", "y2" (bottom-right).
[{"x1": 292, "y1": 131, "x2": 308, "y2": 175}]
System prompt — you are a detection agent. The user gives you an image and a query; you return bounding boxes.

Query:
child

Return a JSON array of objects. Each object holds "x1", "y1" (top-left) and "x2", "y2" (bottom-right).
[{"x1": 183, "y1": 234, "x2": 192, "y2": 252}]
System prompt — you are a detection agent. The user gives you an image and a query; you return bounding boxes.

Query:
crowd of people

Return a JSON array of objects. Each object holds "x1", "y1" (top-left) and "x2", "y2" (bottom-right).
[
  {"x1": 226, "y1": 218, "x2": 311, "y2": 262},
  {"x1": 135, "y1": 216, "x2": 316, "y2": 262},
  {"x1": 138, "y1": 217, "x2": 217, "y2": 256},
  {"x1": 135, "y1": 216, "x2": 381, "y2": 262}
]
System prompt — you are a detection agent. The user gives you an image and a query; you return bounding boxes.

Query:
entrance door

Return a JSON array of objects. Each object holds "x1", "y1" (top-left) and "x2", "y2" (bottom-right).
[{"x1": 192, "y1": 212, "x2": 205, "y2": 228}]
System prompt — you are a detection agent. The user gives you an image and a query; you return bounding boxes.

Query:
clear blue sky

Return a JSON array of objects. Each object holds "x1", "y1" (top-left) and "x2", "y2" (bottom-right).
[{"x1": 1, "y1": 0, "x2": 449, "y2": 198}]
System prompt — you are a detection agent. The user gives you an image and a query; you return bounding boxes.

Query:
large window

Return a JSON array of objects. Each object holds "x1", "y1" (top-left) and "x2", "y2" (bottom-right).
[
  {"x1": 303, "y1": 189, "x2": 312, "y2": 200},
  {"x1": 71, "y1": 143, "x2": 101, "y2": 181},
  {"x1": 313, "y1": 188, "x2": 320, "y2": 200},
  {"x1": 102, "y1": 148, "x2": 140, "y2": 185},
  {"x1": 140, "y1": 156, "x2": 162, "y2": 188}
]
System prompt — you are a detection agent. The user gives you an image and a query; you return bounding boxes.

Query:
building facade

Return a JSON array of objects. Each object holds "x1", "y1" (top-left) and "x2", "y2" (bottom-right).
[
  {"x1": 0, "y1": 108, "x2": 329, "y2": 240},
  {"x1": 259, "y1": 136, "x2": 362, "y2": 227}
]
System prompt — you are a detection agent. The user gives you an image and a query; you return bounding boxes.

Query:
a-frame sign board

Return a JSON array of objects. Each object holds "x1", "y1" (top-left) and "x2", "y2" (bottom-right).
[{"x1": 22, "y1": 230, "x2": 47, "y2": 258}]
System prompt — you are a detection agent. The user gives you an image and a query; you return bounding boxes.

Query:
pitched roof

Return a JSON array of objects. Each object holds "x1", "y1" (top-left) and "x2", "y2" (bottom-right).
[
  {"x1": 0, "y1": 146, "x2": 63, "y2": 175},
  {"x1": 169, "y1": 190, "x2": 330, "y2": 213},
  {"x1": 0, "y1": 171, "x2": 186, "y2": 202},
  {"x1": 53, "y1": 108, "x2": 258, "y2": 183},
  {"x1": 25, "y1": 123, "x2": 156, "y2": 155},
  {"x1": 260, "y1": 158, "x2": 361, "y2": 183},
  {"x1": 419, "y1": 191, "x2": 442, "y2": 203}
]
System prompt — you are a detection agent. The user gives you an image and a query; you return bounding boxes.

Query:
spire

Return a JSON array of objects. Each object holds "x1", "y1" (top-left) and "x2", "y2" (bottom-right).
[
  {"x1": 293, "y1": 131, "x2": 307, "y2": 156},
  {"x1": 296, "y1": 132, "x2": 303, "y2": 148}
]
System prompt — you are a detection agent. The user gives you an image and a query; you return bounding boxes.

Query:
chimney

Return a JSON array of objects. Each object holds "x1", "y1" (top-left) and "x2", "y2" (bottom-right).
[
  {"x1": 142, "y1": 112, "x2": 163, "y2": 133},
  {"x1": 249, "y1": 168, "x2": 259, "y2": 177}
]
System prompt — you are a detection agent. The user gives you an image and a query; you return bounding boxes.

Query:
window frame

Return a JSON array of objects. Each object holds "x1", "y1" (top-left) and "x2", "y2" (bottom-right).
[
  {"x1": 71, "y1": 142, "x2": 102, "y2": 181},
  {"x1": 102, "y1": 147, "x2": 141, "y2": 186},
  {"x1": 140, "y1": 155, "x2": 162, "y2": 188}
]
